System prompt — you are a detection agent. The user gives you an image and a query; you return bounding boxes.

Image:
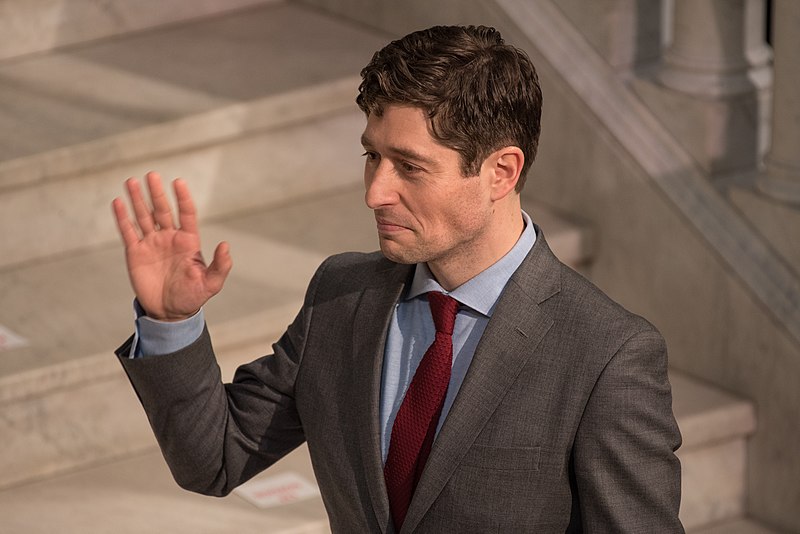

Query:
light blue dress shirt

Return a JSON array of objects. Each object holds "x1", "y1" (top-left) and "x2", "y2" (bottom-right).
[
  {"x1": 131, "y1": 211, "x2": 537, "y2": 464},
  {"x1": 378, "y1": 211, "x2": 536, "y2": 461}
]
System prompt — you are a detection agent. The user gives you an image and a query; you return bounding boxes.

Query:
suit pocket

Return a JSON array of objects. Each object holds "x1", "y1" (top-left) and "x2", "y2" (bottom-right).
[{"x1": 460, "y1": 444, "x2": 540, "y2": 471}]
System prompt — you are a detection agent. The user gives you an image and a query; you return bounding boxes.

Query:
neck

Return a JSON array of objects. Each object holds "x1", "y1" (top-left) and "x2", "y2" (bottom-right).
[{"x1": 428, "y1": 206, "x2": 525, "y2": 291}]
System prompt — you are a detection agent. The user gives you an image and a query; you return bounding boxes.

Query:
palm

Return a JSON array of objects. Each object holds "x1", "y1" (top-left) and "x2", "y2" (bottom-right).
[
  {"x1": 126, "y1": 228, "x2": 205, "y2": 319},
  {"x1": 112, "y1": 173, "x2": 232, "y2": 321}
]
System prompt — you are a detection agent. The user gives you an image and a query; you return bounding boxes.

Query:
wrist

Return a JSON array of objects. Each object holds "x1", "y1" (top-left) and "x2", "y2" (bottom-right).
[
  {"x1": 147, "y1": 311, "x2": 199, "y2": 323},
  {"x1": 133, "y1": 299, "x2": 199, "y2": 323},
  {"x1": 134, "y1": 304, "x2": 206, "y2": 357}
]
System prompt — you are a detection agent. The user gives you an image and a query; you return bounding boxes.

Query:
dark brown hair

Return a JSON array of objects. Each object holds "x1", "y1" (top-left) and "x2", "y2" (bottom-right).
[{"x1": 357, "y1": 25, "x2": 542, "y2": 191}]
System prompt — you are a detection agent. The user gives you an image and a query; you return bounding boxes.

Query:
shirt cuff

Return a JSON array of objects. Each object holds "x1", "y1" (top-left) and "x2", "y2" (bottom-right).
[{"x1": 129, "y1": 299, "x2": 205, "y2": 358}]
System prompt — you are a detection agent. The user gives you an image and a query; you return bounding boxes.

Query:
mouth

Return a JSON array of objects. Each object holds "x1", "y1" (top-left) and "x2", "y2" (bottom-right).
[{"x1": 375, "y1": 216, "x2": 410, "y2": 234}]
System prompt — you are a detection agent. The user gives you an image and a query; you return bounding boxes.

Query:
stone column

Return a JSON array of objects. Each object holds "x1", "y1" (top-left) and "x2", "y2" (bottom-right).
[
  {"x1": 555, "y1": 0, "x2": 662, "y2": 71},
  {"x1": 659, "y1": 0, "x2": 771, "y2": 97},
  {"x1": 757, "y1": 0, "x2": 800, "y2": 204},
  {"x1": 633, "y1": 0, "x2": 772, "y2": 175}
]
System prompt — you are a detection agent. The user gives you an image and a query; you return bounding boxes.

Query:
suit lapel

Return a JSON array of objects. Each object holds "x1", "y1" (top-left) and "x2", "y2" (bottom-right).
[
  {"x1": 351, "y1": 259, "x2": 413, "y2": 534},
  {"x1": 401, "y1": 232, "x2": 562, "y2": 533}
]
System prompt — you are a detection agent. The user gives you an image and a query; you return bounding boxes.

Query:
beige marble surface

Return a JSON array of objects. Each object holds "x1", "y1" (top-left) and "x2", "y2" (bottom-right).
[
  {"x1": 0, "y1": 1, "x2": 389, "y2": 195},
  {"x1": 690, "y1": 518, "x2": 784, "y2": 534},
  {"x1": 671, "y1": 370, "x2": 754, "y2": 531},
  {"x1": 671, "y1": 372, "x2": 756, "y2": 449},
  {"x1": 0, "y1": 107, "x2": 367, "y2": 269},
  {"x1": 0, "y1": 1, "x2": 392, "y2": 269},
  {"x1": 0, "y1": 1, "x2": 386, "y2": 165},
  {"x1": 757, "y1": 0, "x2": 800, "y2": 205},
  {"x1": 632, "y1": 75, "x2": 764, "y2": 176},
  {"x1": 678, "y1": 438, "x2": 747, "y2": 530},
  {"x1": 552, "y1": 0, "x2": 661, "y2": 70},
  {"x1": 0, "y1": 442, "x2": 329, "y2": 534},
  {"x1": 729, "y1": 185, "x2": 800, "y2": 274},
  {"x1": 0, "y1": 370, "x2": 157, "y2": 490},
  {"x1": 0, "y1": 74, "x2": 361, "y2": 191},
  {"x1": 0, "y1": 436, "x2": 777, "y2": 534},
  {"x1": 0, "y1": 0, "x2": 279, "y2": 61}
]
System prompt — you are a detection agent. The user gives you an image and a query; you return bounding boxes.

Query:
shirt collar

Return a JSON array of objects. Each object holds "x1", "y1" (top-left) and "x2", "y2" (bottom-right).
[{"x1": 406, "y1": 210, "x2": 537, "y2": 317}]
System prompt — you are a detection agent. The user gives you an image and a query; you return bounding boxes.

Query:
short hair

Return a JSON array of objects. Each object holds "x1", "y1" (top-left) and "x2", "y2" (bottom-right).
[{"x1": 356, "y1": 25, "x2": 542, "y2": 191}]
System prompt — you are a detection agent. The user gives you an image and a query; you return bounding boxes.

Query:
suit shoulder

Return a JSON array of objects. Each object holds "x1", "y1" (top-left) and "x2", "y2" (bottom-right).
[
  {"x1": 317, "y1": 250, "x2": 389, "y2": 279},
  {"x1": 554, "y1": 263, "x2": 661, "y2": 343},
  {"x1": 320, "y1": 250, "x2": 387, "y2": 271},
  {"x1": 310, "y1": 251, "x2": 401, "y2": 294}
]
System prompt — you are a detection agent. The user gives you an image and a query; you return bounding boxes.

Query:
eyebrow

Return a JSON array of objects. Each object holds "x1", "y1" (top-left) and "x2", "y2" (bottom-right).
[{"x1": 360, "y1": 134, "x2": 437, "y2": 167}]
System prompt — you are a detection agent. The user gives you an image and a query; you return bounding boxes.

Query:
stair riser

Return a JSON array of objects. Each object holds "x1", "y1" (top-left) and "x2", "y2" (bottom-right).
[
  {"x1": 679, "y1": 439, "x2": 748, "y2": 529},
  {"x1": 0, "y1": 372, "x2": 155, "y2": 490},
  {"x1": 0, "y1": 110, "x2": 366, "y2": 270},
  {"x1": 0, "y1": 310, "x2": 297, "y2": 489}
]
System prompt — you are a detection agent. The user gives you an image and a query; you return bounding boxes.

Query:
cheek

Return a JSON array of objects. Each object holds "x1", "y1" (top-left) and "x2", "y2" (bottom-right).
[
  {"x1": 411, "y1": 178, "x2": 489, "y2": 235},
  {"x1": 453, "y1": 182, "x2": 491, "y2": 216},
  {"x1": 437, "y1": 192, "x2": 489, "y2": 237}
]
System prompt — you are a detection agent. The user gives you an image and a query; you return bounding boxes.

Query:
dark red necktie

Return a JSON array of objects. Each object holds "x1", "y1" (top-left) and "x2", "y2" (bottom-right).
[{"x1": 384, "y1": 291, "x2": 459, "y2": 531}]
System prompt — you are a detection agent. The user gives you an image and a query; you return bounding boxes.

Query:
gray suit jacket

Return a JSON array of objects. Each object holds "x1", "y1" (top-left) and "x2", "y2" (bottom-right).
[{"x1": 118, "y1": 232, "x2": 683, "y2": 533}]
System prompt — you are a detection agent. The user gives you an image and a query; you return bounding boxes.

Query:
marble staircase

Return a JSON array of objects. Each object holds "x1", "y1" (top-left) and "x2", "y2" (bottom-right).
[
  {"x1": 0, "y1": 2, "x2": 773, "y2": 532},
  {"x1": 0, "y1": 0, "x2": 389, "y2": 270}
]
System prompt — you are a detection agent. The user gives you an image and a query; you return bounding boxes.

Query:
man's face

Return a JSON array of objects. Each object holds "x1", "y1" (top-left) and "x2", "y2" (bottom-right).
[{"x1": 361, "y1": 105, "x2": 494, "y2": 270}]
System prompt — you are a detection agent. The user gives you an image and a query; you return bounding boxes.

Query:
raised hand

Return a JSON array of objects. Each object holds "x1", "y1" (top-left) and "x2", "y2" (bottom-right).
[{"x1": 112, "y1": 172, "x2": 232, "y2": 321}]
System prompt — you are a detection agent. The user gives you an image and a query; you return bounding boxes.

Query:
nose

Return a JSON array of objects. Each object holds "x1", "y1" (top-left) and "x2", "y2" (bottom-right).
[{"x1": 364, "y1": 160, "x2": 397, "y2": 209}]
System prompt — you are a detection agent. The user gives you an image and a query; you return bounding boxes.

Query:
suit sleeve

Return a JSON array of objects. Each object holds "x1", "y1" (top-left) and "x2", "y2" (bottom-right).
[
  {"x1": 572, "y1": 327, "x2": 684, "y2": 533},
  {"x1": 116, "y1": 257, "x2": 330, "y2": 497}
]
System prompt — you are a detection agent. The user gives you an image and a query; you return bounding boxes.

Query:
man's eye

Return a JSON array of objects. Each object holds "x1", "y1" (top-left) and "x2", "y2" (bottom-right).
[
  {"x1": 399, "y1": 161, "x2": 420, "y2": 174},
  {"x1": 361, "y1": 151, "x2": 378, "y2": 161}
]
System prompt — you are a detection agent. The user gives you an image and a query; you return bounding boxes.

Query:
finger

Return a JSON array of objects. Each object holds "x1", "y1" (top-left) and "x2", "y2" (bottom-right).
[
  {"x1": 126, "y1": 177, "x2": 156, "y2": 235},
  {"x1": 147, "y1": 171, "x2": 174, "y2": 230},
  {"x1": 111, "y1": 197, "x2": 141, "y2": 247},
  {"x1": 205, "y1": 241, "x2": 232, "y2": 296},
  {"x1": 174, "y1": 178, "x2": 199, "y2": 235}
]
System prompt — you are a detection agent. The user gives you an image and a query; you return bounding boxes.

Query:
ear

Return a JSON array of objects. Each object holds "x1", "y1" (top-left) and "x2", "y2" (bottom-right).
[{"x1": 483, "y1": 146, "x2": 524, "y2": 201}]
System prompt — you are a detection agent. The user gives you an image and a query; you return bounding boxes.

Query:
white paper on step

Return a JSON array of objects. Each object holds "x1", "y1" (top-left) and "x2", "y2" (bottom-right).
[
  {"x1": 0, "y1": 325, "x2": 28, "y2": 352},
  {"x1": 234, "y1": 471, "x2": 321, "y2": 509}
]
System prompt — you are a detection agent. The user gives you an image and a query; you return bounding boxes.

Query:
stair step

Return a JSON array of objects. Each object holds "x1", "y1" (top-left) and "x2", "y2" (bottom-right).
[
  {"x1": 0, "y1": 0, "x2": 279, "y2": 61},
  {"x1": 671, "y1": 372, "x2": 757, "y2": 451},
  {"x1": 0, "y1": 442, "x2": 329, "y2": 534},
  {"x1": 0, "y1": 1, "x2": 383, "y2": 174},
  {"x1": 688, "y1": 518, "x2": 784, "y2": 534},
  {"x1": 671, "y1": 371, "x2": 757, "y2": 530},
  {"x1": 0, "y1": 0, "x2": 390, "y2": 269}
]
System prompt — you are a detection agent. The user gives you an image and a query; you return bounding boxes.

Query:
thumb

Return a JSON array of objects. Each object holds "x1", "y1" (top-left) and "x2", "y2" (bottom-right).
[{"x1": 205, "y1": 241, "x2": 233, "y2": 295}]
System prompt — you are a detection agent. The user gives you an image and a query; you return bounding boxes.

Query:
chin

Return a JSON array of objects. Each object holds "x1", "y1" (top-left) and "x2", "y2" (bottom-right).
[{"x1": 379, "y1": 240, "x2": 423, "y2": 265}]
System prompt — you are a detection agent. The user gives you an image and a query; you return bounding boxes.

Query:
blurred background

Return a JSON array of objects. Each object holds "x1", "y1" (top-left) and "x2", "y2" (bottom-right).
[{"x1": 0, "y1": 0, "x2": 797, "y2": 532}]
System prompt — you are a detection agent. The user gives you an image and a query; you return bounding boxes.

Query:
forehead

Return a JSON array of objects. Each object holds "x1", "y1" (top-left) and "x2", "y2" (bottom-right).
[{"x1": 360, "y1": 105, "x2": 458, "y2": 161}]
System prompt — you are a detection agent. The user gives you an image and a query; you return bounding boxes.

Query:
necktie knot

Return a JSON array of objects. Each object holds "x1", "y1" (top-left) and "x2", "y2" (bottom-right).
[{"x1": 427, "y1": 292, "x2": 459, "y2": 336}]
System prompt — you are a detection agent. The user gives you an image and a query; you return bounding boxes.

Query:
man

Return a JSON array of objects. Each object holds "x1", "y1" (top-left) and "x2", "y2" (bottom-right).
[{"x1": 113, "y1": 25, "x2": 683, "y2": 533}]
